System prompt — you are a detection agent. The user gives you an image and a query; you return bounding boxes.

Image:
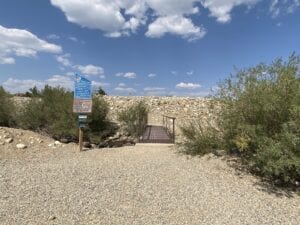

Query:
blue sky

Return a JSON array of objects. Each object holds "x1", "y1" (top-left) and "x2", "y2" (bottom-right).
[{"x1": 0, "y1": 0, "x2": 299, "y2": 96}]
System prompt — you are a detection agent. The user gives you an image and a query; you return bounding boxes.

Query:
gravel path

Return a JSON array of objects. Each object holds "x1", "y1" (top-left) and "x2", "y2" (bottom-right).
[{"x1": 0, "y1": 143, "x2": 299, "y2": 225}]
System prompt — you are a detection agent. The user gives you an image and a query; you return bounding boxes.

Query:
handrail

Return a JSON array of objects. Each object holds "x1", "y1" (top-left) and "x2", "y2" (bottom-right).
[{"x1": 162, "y1": 115, "x2": 176, "y2": 143}]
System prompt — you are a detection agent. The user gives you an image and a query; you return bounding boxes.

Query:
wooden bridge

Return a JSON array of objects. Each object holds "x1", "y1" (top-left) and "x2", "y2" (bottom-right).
[{"x1": 139, "y1": 115, "x2": 176, "y2": 144}]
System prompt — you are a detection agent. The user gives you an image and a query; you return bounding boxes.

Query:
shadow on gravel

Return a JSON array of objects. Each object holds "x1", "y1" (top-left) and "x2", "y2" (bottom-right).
[
  {"x1": 175, "y1": 143, "x2": 299, "y2": 198},
  {"x1": 222, "y1": 156, "x2": 298, "y2": 198}
]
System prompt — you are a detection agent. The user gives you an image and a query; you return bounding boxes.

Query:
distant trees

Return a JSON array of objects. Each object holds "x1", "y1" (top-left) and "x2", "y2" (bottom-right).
[
  {"x1": 25, "y1": 86, "x2": 40, "y2": 97},
  {"x1": 94, "y1": 87, "x2": 106, "y2": 96}
]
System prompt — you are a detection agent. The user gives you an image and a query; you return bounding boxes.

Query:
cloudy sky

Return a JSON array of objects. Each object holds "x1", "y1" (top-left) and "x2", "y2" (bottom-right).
[{"x1": 0, "y1": 0, "x2": 299, "y2": 96}]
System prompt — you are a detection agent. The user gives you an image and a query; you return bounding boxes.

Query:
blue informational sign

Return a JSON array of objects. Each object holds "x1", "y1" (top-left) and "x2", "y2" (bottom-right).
[{"x1": 74, "y1": 74, "x2": 92, "y2": 100}]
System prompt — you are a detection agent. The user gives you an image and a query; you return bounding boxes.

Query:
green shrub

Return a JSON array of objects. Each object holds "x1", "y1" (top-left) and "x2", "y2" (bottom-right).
[
  {"x1": 181, "y1": 120, "x2": 223, "y2": 155},
  {"x1": 118, "y1": 101, "x2": 148, "y2": 137},
  {"x1": 18, "y1": 85, "x2": 77, "y2": 137},
  {"x1": 86, "y1": 96, "x2": 117, "y2": 144},
  {"x1": 18, "y1": 86, "x2": 113, "y2": 142},
  {"x1": 181, "y1": 54, "x2": 300, "y2": 185},
  {"x1": 0, "y1": 87, "x2": 16, "y2": 127}
]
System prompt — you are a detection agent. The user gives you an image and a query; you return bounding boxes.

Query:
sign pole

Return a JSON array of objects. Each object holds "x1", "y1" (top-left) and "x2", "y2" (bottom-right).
[
  {"x1": 79, "y1": 127, "x2": 83, "y2": 151},
  {"x1": 73, "y1": 74, "x2": 92, "y2": 152}
]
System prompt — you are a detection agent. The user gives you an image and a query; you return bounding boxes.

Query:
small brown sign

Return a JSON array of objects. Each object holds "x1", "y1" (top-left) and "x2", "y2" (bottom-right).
[{"x1": 73, "y1": 99, "x2": 92, "y2": 113}]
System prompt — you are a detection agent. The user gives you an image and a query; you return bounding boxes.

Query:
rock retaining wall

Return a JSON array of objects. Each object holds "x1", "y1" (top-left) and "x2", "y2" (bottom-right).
[{"x1": 103, "y1": 96, "x2": 213, "y2": 142}]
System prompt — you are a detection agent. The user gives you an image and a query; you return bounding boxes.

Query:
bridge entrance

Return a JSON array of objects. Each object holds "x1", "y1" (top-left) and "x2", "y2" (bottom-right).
[{"x1": 139, "y1": 115, "x2": 175, "y2": 144}]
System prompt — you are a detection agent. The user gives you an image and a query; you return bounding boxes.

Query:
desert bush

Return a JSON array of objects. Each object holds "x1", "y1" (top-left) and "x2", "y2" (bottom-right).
[
  {"x1": 18, "y1": 85, "x2": 77, "y2": 137},
  {"x1": 181, "y1": 54, "x2": 300, "y2": 185},
  {"x1": 181, "y1": 120, "x2": 223, "y2": 155},
  {"x1": 0, "y1": 87, "x2": 16, "y2": 126},
  {"x1": 18, "y1": 86, "x2": 113, "y2": 142},
  {"x1": 86, "y1": 96, "x2": 117, "y2": 144},
  {"x1": 118, "y1": 101, "x2": 148, "y2": 137}
]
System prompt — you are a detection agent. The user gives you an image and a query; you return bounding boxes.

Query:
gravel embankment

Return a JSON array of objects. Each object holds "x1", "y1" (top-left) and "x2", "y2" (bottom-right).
[{"x1": 0, "y1": 141, "x2": 299, "y2": 224}]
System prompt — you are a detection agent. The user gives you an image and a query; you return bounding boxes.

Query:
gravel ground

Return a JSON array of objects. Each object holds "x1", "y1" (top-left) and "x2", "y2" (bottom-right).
[{"x1": 0, "y1": 129, "x2": 299, "y2": 224}]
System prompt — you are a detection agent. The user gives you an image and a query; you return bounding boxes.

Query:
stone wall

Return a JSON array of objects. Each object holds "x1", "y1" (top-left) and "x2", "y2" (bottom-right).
[{"x1": 103, "y1": 96, "x2": 213, "y2": 142}]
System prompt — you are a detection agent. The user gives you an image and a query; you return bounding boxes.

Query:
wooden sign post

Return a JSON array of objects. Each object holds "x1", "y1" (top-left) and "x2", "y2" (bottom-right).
[
  {"x1": 79, "y1": 127, "x2": 83, "y2": 151},
  {"x1": 73, "y1": 74, "x2": 92, "y2": 151}
]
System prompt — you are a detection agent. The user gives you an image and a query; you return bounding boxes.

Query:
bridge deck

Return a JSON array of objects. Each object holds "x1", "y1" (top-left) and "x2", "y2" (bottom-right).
[{"x1": 140, "y1": 125, "x2": 173, "y2": 143}]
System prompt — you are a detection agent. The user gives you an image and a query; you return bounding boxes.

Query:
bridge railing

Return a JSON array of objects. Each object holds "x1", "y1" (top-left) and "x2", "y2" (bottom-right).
[{"x1": 162, "y1": 115, "x2": 176, "y2": 143}]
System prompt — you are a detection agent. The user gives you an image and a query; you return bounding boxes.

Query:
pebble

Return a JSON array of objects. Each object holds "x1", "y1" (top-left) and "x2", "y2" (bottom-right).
[
  {"x1": 16, "y1": 143, "x2": 27, "y2": 149},
  {"x1": 5, "y1": 138, "x2": 13, "y2": 144},
  {"x1": 48, "y1": 215, "x2": 56, "y2": 220}
]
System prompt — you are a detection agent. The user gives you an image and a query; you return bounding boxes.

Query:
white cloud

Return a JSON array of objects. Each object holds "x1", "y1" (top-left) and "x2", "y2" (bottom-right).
[
  {"x1": 0, "y1": 25, "x2": 62, "y2": 64},
  {"x1": 55, "y1": 54, "x2": 105, "y2": 79},
  {"x1": 50, "y1": 0, "x2": 145, "y2": 37},
  {"x1": 114, "y1": 87, "x2": 137, "y2": 94},
  {"x1": 176, "y1": 82, "x2": 201, "y2": 89},
  {"x1": 116, "y1": 72, "x2": 137, "y2": 79},
  {"x1": 75, "y1": 64, "x2": 105, "y2": 78},
  {"x1": 50, "y1": 0, "x2": 204, "y2": 40},
  {"x1": 144, "y1": 87, "x2": 167, "y2": 96},
  {"x1": 146, "y1": 15, "x2": 206, "y2": 41},
  {"x1": 69, "y1": 36, "x2": 78, "y2": 42},
  {"x1": 3, "y1": 78, "x2": 45, "y2": 93},
  {"x1": 55, "y1": 53, "x2": 72, "y2": 67},
  {"x1": 124, "y1": 72, "x2": 137, "y2": 79},
  {"x1": 46, "y1": 75, "x2": 73, "y2": 90},
  {"x1": 148, "y1": 73, "x2": 156, "y2": 78},
  {"x1": 287, "y1": 0, "x2": 300, "y2": 13},
  {"x1": 269, "y1": 0, "x2": 300, "y2": 17},
  {"x1": 201, "y1": 0, "x2": 260, "y2": 23},
  {"x1": 118, "y1": 83, "x2": 126, "y2": 87},
  {"x1": 92, "y1": 81, "x2": 109, "y2": 88},
  {"x1": 50, "y1": 0, "x2": 299, "y2": 41},
  {"x1": 144, "y1": 87, "x2": 165, "y2": 91},
  {"x1": 187, "y1": 70, "x2": 194, "y2": 75},
  {"x1": 146, "y1": 0, "x2": 200, "y2": 15},
  {"x1": 2, "y1": 75, "x2": 109, "y2": 94},
  {"x1": 0, "y1": 57, "x2": 15, "y2": 65},
  {"x1": 47, "y1": 34, "x2": 60, "y2": 40},
  {"x1": 2, "y1": 75, "x2": 73, "y2": 93},
  {"x1": 171, "y1": 71, "x2": 178, "y2": 75}
]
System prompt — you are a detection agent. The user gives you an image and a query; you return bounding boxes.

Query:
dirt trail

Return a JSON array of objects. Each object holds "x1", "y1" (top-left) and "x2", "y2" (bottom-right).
[{"x1": 0, "y1": 127, "x2": 299, "y2": 225}]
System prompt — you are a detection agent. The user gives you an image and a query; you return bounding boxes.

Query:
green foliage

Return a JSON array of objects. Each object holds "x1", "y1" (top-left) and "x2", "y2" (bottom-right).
[
  {"x1": 86, "y1": 96, "x2": 117, "y2": 143},
  {"x1": 181, "y1": 54, "x2": 300, "y2": 186},
  {"x1": 181, "y1": 120, "x2": 223, "y2": 155},
  {"x1": 94, "y1": 87, "x2": 106, "y2": 96},
  {"x1": 118, "y1": 101, "x2": 148, "y2": 137},
  {"x1": 1, "y1": 85, "x2": 113, "y2": 143},
  {"x1": 0, "y1": 87, "x2": 16, "y2": 126},
  {"x1": 18, "y1": 85, "x2": 77, "y2": 137},
  {"x1": 25, "y1": 86, "x2": 40, "y2": 97}
]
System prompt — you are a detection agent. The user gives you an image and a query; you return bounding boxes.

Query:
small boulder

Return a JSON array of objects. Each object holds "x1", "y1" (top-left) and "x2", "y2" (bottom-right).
[
  {"x1": 48, "y1": 215, "x2": 56, "y2": 220},
  {"x1": 83, "y1": 141, "x2": 91, "y2": 148},
  {"x1": 60, "y1": 138, "x2": 70, "y2": 144},
  {"x1": 215, "y1": 150, "x2": 226, "y2": 156},
  {"x1": 54, "y1": 141, "x2": 62, "y2": 147},
  {"x1": 5, "y1": 138, "x2": 13, "y2": 144},
  {"x1": 98, "y1": 140, "x2": 109, "y2": 148},
  {"x1": 16, "y1": 143, "x2": 27, "y2": 149}
]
